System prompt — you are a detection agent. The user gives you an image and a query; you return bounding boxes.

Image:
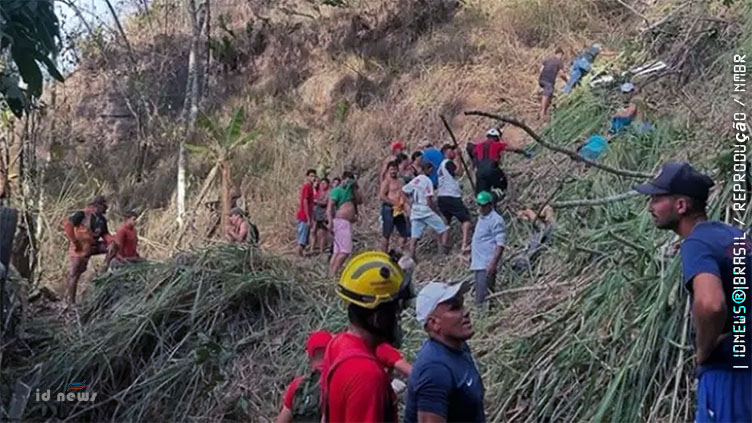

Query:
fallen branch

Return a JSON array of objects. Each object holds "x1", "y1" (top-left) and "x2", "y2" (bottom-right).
[
  {"x1": 552, "y1": 191, "x2": 641, "y2": 208},
  {"x1": 463, "y1": 111, "x2": 654, "y2": 179}
]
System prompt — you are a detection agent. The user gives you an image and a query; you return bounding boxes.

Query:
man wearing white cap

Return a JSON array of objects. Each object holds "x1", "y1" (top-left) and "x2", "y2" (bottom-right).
[
  {"x1": 468, "y1": 128, "x2": 532, "y2": 204},
  {"x1": 404, "y1": 281, "x2": 485, "y2": 423}
]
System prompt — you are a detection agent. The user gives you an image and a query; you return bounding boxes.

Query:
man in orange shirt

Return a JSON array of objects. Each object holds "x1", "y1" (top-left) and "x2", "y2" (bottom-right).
[
  {"x1": 321, "y1": 251, "x2": 413, "y2": 422},
  {"x1": 64, "y1": 211, "x2": 92, "y2": 304},
  {"x1": 63, "y1": 195, "x2": 113, "y2": 303}
]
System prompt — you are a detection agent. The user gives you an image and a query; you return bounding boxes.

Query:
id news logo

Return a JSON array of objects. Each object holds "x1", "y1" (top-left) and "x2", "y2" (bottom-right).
[{"x1": 35, "y1": 382, "x2": 98, "y2": 402}]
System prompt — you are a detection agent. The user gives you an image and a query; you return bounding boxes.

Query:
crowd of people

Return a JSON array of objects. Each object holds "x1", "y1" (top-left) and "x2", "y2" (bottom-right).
[
  {"x1": 277, "y1": 161, "x2": 750, "y2": 423},
  {"x1": 294, "y1": 128, "x2": 518, "y2": 305},
  {"x1": 57, "y1": 43, "x2": 750, "y2": 422}
]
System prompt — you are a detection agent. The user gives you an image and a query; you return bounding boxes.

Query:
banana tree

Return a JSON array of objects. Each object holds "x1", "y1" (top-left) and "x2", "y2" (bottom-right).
[{"x1": 173, "y1": 108, "x2": 257, "y2": 247}]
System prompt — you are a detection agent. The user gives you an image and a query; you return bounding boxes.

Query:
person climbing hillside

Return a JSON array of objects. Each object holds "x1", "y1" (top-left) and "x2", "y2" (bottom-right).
[
  {"x1": 405, "y1": 280, "x2": 485, "y2": 422},
  {"x1": 563, "y1": 43, "x2": 602, "y2": 93},
  {"x1": 469, "y1": 129, "x2": 532, "y2": 204},
  {"x1": 380, "y1": 161, "x2": 411, "y2": 253},
  {"x1": 110, "y1": 211, "x2": 144, "y2": 269},
  {"x1": 296, "y1": 169, "x2": 317, "y2": 256},
  {"x1": 437, "y1": 144, "x2": 472, "y2": 254},
  {"x1": 402, "y1": 161, "x2": 449, "y2": 259},
  {"x1": 63, "y1": 195, "x2": 114, "y2": 303},
  {"x1": 634, "y1": 162, "x2": 751, "y2": 423},
  {"x1": 381, "y1": 140, "x2": 406, "y2": 182},
  {"x1": 321, "y1": 251, "x2": 411, "y2": 422},
  {"x1": 327, "y1": 171, "x2": 362, "y2": 275},
  {"x1": 421, "y1": 142, "x2": 444, "y2": 188},
  {"x1": 226, "y1": 207, "x2": 259, "y2": 245},
  {"x1": 312, "y1": 177, "x2": 331, "y2": 255},
  {"x1": 538, "y1": 47, "x2": 568, "y2": 119},
  {"x1": 470, "y1": 191, "x2": 506, "y2": 305}
]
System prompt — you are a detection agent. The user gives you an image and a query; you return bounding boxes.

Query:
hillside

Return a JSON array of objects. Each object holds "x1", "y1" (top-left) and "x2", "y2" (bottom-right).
[{"x1": 1, "y1": 0, "x2": 750, "y2": 421}]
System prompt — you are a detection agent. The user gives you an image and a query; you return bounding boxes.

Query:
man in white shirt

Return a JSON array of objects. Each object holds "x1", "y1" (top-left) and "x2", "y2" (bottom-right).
[
  {"x1": 470, "y1": 191, "x2": 506, "y2": 305},
  {"x1": 437, "y1": 144, "x2": 472, "y2": 254},
  {"x1": 402, "y1": 161, "x2": 449, "y2": 259}
]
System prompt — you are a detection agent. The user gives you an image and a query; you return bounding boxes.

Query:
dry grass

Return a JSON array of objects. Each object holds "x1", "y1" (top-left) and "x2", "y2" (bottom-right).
[{"x1": 4, "y1": 0, "x2": 749, "y2": 421}]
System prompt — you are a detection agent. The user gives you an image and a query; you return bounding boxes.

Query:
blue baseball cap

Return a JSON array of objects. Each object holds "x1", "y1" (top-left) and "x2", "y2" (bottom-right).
[{"x1": 633, "y1": 162, "x2": 714, "y2": 201}]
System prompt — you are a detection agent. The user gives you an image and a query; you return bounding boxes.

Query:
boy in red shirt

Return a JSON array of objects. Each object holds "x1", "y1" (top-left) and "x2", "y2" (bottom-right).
[
  {"x1": 276, "y1": 330, "x2": 333, "y2": 423},
  {"x1": 111, "y1": 211, "x2": 143, "y2": 268},
  {"x1": 296, "y1": 169, "x2": 317, "y2": 256}
]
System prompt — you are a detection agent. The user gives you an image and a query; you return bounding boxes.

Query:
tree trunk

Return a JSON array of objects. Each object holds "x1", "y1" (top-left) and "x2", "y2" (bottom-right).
[
  {"x1": 220, "y1": 160, "x2": 230, "y2": 231},
  {"x1": 178, "y1": 0, "x2": 207, "y2": 231}
]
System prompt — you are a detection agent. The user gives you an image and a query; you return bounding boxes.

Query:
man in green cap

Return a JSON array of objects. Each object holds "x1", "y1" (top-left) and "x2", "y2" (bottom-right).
[{"x1": 469, "y1": 191, "x2": 507, "y2": 305}]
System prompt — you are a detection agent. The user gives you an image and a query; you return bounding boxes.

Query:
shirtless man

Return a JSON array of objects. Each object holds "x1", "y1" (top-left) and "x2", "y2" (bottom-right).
[
  {"x1": 379, "y1": 161, "x2": 411, "y2": 252},
  {"x1": 327, "y1": 171, "x2": 362, "y2": 275},
  {"x1": 227, "y1": 207, "x2": 259, "y2": 245},
  {"x1": 380, "y1": 140, "x2": 405, "y2": 182}
]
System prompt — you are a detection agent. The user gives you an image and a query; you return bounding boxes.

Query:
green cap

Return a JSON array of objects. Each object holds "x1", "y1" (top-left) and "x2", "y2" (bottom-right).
[{"x1": 476, "y1": 191, "x2": 493, "y2": 205}]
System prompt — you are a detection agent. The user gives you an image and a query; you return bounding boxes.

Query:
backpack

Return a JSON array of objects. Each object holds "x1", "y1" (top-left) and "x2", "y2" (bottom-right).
[
  {"x1": 291, "y1": 369, "x2": 322, "y2": 423},
  {"x1": 247, "y1": 221, "x2": 260, "y2": 245},
  {"x1": 320, "y1": 349, "x2": 396, "y2": 423}
]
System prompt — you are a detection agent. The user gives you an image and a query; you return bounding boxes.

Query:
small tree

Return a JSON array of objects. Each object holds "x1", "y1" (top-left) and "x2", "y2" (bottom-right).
[{"x1": 173, "y1": 108, "x2": 256, "y2": 247}]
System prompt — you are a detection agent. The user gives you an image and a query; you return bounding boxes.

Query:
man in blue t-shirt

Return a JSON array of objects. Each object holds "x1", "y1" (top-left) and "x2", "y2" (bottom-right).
[
  {"x1": 405, "y1": 281, "x2": 485, "y2": 423},
  {"x1": 635, "y1": 162, "x2": 752, "y2": 423},
  {"x1": 421, "y1": 143, "x2": 444, "y2": 188}
]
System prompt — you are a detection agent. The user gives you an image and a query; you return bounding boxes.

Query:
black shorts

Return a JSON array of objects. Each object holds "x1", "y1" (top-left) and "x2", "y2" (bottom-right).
[
  {"x1": 475, "y1": 168, "x2": 508, "y2": 193},
  {"x1": 381, "y1": 204, "x2": 410, "y2": 238},
  {"x1": 539, "y1": 79, "x2": 555, "y2": 97},
  {"x1": 438, "y1": 196, "x2": 470, "y2": 223}
]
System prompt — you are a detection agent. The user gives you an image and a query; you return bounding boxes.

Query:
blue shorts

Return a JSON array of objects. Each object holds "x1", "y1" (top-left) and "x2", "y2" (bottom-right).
[
  {"x1": 381, "y1": 204, "x2": 410, "y2": 238},
  {"x1": 609, "y1": 116, "x2": 633, "y2": 135},
  {"x1": 695, "y1": 368, "x2": 752, "y2": 423},
  {"x1": 411, "y1": 213, "x2": 448, "y2": 238},
  {"x1": 296, "y1": 221, "x2": 310, "y2": 246}
]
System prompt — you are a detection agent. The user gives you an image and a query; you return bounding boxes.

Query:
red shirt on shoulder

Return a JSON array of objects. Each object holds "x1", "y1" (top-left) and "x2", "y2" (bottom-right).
[
  {"x1": 375, "y1": 343, "x2": 404, "y2": 369},
  {"x1": 296, "y1": 182, "x2": 314, "y2": 222},
  {"x1": 115, "y1": 223, "x2": 139, "y2": 259},
  {"x1": 473, "y1": 138, "x2": 508, "y2": 162},
  {"x1": 322, "y1": 332, "x2": 395, "y2": 423}
]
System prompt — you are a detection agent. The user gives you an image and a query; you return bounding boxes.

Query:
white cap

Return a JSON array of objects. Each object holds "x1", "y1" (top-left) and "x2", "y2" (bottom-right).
[
  {"x1": 416, "y1": 280, "x2": 469, "y2": 326},
  {"x1": 486, "y1": 128, "x2": 500, "y2": 138},
  {"x1": 620, "y1": 82, "x2": 635, "y2": 93}
]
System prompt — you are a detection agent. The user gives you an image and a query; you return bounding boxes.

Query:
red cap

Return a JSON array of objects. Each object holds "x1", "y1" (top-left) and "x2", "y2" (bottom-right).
[
  {"x1": 305, "y1": 330, "x2": 333, "y2": 358},
  {"x1": 391, "y1": 140, "x2": 405, "y2": 152}
]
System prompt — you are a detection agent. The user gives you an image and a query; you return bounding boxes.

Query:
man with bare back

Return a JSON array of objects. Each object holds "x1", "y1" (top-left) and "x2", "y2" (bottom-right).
[{"x1": 380, "y1": 161, "x2": 411, "y2": 252}]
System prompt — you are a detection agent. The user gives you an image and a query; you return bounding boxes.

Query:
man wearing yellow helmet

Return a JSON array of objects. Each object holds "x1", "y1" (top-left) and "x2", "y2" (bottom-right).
[{"x1": 321, "y1": 251, "x2": 414, "y2": 423}]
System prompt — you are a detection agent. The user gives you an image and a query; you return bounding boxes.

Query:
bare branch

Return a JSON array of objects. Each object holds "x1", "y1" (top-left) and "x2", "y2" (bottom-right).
[
  {"x1": 552, "y1": 191, "x2": 641, "y2": 208},
  {"x1": 464, "y1": 110, "x2": 655, "y2": 179}
]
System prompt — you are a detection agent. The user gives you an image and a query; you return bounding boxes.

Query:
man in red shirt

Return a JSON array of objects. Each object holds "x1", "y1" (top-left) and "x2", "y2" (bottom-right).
[
  {"x1": 276, "y1": 330, "x2": 333, "y2": 423},
  {"x1": 110, "y1": 211, "x2": 143, "y2": 268},
  {"x1": 296, "y1": 169, "x2": 317, "y2": 256},
  {"x1": 469, "y1": 128, "x2": 531, "y2": 203},
  {"x1": 321, "y1": 251, "x2": 413, "y2": 422}
]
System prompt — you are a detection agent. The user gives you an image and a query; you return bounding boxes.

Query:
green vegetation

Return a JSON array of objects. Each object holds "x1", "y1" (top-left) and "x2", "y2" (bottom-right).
[{"x1": 0, "y1": 0, "x2": 63, "y2": 116}]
